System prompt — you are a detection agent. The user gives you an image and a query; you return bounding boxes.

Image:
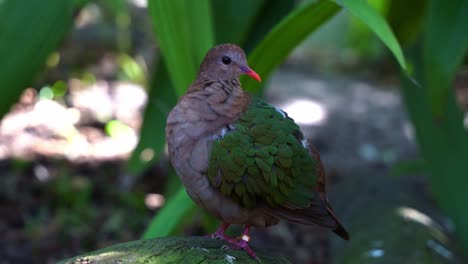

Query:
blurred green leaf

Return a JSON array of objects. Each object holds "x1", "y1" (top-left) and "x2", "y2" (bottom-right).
[
  {"x1": 342, "y1": 0, "x2": 407, "y2": 71},
  {"x1": 390, "y1": 158, "x2": 427, "y2": 177},
  {"x1": 130, "y1": 0, "x2": 215, "y2": 173},
  {"x1": 138, "y1": 0, "x2": 216, "y2": 238},
  {"x1": 117, "y1": 54, "x2": 147, "y2": 85},
  {"x1": 127, "y1": 61, "x2": 177, "y2": 173},
  {"x1": 51, "y1": 80, "x2": 68, "y2": 98},
  {"x1": 186, "y1": 1, "x2": 215, "y2": 64},
  {"x1": 105, "y1": 120, "x2": 133, "y2": 139},
  {"x1": 242, "y1": 0, "x2": 341, "y2": 93},
  {"x1": 212, "y1": 0, "x2": 296, "y2": 53},
  {"x1": 142, "y1": 187, "x2": 194, "y2": 239},
  {"x1": 346, "y1": 0, "x2": 389, "y2": 60},
  {"x1": 400, "y1": 0, "x2": 468, "y2": 253},
  {"x1": 212, "y1": 0, "x2": 266, "y2": 47},
  {"x1": 148, "y1": 0, "x2": 214, "y2": 96},
  {"x1": 0, "y1": 0, "x2": 74, "y2": 118},
  {"x1": 423, "y1": 0, "x2": 468, "y2": 116},
  {"x1": 387, "y1": 0, "x2": 427, "y2": 46},
  {"x1": 242, "y1": 0, "x2": 296, "y2": 53}
]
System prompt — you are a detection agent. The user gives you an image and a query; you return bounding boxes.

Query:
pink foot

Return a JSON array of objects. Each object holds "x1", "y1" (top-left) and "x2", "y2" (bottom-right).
[
  {"x1": 207, "y1": 223, "x2": 238, "y2": 244},
  {"x1": 228, "y1": 238, "x2": 259, "y2": 261},
  {"x1": 221, "y1": 225, "x2": 260, "y2": 261},
  {"x1": 208, "y1": 224, "x2": 260, "y2": 261}
]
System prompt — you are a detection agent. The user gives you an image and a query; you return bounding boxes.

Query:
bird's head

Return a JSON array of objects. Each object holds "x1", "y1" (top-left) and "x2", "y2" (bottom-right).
[{"x1": 198, "y1": 44, "x2": 261, "y2": 82}]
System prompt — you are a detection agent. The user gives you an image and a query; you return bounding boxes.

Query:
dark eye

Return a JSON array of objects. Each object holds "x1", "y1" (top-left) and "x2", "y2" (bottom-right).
[{"x1": 221, "y1": 56, "x2": 231, "y2": 65}]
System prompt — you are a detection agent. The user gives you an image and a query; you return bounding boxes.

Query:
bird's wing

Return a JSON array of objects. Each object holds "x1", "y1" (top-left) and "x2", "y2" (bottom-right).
[
  {"x1": 207, "y1": 97, "x2": 318, "y2": 210},
  {"x1": 207, "y1": 97, "x2": 349, "y2": 239}
]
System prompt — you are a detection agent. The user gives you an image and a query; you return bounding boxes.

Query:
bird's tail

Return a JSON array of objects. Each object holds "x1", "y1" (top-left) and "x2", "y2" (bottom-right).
[
  {"x1": 322, "y1": 193, "x2": 350, "y2": 240},
  {"x1": 264, "y1": 194, "x2": 350, "y2": 240}
]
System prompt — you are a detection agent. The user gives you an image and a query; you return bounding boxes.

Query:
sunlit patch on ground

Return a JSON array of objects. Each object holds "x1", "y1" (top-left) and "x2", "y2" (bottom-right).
[
  {"x1": 145, "y1": 193, "x2": 165, "y2": 210},
  {"x1": 279, "y1": 99, "x2": 327, "y2": 126},
  {"x1": 364, "y1": 248, "x2": 385, "y2": 259},
  {"x1": 130, "y1": 0, "x2": 148, "y2": 8},
  {"x1": 0, "y1": 81, "x2": 146, "y2": 162},
  {"x1": 397, "y1": 206, "x2": 449, "y2": 244}
]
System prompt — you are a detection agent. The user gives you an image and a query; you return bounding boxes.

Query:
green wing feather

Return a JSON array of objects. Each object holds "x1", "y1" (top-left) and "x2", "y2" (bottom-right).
[{"x1": 207, "y1": 98, "x2": 317, "y2": 209}]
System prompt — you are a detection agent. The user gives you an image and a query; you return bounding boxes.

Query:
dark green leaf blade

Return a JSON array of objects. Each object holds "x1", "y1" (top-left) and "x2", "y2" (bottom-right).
[
  {"x1": 0, "y1": 0, "x2": 74, "y2": 118},
  {"x1": 147, "y1": 0, "x2": 214, "y2": 96},
  {"x1": 423, "y1": 0, "x2": 468, "y2": 115},
  {"x1": 242, "y1": 0, "x2": 341, "y2": 93},
  {"x1": 212, "y1": 0, "x2": 295, "y2": 54},
  {"x1": 142, "y1": 187, "x2": 195, "y2": 238},
  {"x1": 243, "y1": 0, "x2": 296, "y2": 53},
  {"x1": 131, "y1": 0, "x2": 214, "y2": 173},
  {"x1": 126, "y1": 61, "x2": 177, "y2": 173},
  {"x1": 140, "y1": 0, "x2": 215, "y2": 239},
  {"x1": 211, "y1": 0, "x2": 265, "y2": 48},
  {"x1": 342, "y1": 0, "x2": 407, "y2": 71},
  {"x1": 400, "y1": 0, "x2": 468, "y2": 251}
]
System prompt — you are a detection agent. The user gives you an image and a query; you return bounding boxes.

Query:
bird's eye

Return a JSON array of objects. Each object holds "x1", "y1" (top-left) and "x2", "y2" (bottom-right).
[{"x1": 221, "y1": 56, "x2": 231, "y2": 65}]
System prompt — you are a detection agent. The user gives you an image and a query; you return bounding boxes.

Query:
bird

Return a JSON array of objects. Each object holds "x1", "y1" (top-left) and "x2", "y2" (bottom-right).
[{"x1": 165, "y1": 43, "x2": 349, "y2": 260}]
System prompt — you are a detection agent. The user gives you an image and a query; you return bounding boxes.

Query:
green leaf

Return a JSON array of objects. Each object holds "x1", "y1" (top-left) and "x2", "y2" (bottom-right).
[
  {"x1": 386, "y1": 0, "x2": 427, "y2": 46},
  {"x1": 198, "y1": 0, "x2": 298, "y2": 60},
  {"x1": 400, "y1": 0, "x2": 468, "y2": 251},
  {"x1": 105, "y1": 120, "x2": 133, "y2": 139},
  {"x1": 133, "y1": 0, "x2": 214, "y2": 177},
  {"x1": 242, "y1": 0, "x2": 341, "y2": 94},
  {"x1": 0, "y1": 0, "x2": 74, "y2": 118},
  {"x1": 241, "y1": 0, "x2": 297, "y2": 53},
  {"x1": 211, "y1": 0, "x2": 266, "y2": 48},
  {"x1": 186, "y1": 1, "x2": 216, "y2": 64},
  {"x1": 390, "y1": 159, "x2": 427, "y2": 177},
  {"x1": 139, "y1": 0, "x2": 216, "y2": 238},
  {"x1": 142, "y1": 187, "x2": 195, "y2": 239},
  {"x1": 342, "y1": 0, "x2": 407, "y2": 71},
  {"x1": 132, "y1": 0, "x2": 214, "y2": 172},
  {"x1": 423, "y1": 0, "x2": 468, "y2": 116},
  {"x1": 126, "y1": 61, "x2": 177, "y2": 173},
  {"x1": 148, "y1": 0, "x2": 214, "y2": 96},
  {"x1": 212, "y1": 0, "x2": 295, "y2": 53}
]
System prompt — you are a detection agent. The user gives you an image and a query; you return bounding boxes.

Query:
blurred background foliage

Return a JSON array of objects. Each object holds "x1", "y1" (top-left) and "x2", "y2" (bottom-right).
[{"x1": 0, "y1": 0, "x2": 467, "y2": 263}]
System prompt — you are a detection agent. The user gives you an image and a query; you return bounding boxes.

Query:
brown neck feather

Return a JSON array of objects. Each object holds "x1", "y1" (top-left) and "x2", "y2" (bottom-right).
[{"x1": 186, "y1": 78, "x2": 251, "y2": 122}]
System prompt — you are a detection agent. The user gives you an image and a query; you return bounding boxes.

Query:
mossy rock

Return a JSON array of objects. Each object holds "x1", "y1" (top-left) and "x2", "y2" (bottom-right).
[{"x1": 58, "y1": 236, "x2": 291, "y2": 264}]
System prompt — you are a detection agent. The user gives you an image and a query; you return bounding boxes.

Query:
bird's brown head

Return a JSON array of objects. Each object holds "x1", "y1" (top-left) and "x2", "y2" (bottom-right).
[{"x1": 198, "y1": 44, "x2": 261, "y2": 82}]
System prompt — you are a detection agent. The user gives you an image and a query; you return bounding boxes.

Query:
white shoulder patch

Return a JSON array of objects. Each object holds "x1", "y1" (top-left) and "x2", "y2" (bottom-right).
[
  {"x1": 212, "y1": 124, "x2": 235, "y2": 140},
  {"x1": 275, "y1": 107, "x2": 287, "y2": 118},
  {"x1": 220, "y1": 127, "x2": 228, "y2": 137}
]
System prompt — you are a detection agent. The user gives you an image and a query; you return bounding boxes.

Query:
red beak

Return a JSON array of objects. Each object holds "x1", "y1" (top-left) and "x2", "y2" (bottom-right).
[{"x1": 241, "y1": 67, "x2": 262, "y2": 82}]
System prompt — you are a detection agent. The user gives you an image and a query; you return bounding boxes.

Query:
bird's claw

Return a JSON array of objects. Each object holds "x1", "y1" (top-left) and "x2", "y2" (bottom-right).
[
  {"x1": 221, "y1": 245, "x2": 230, "y2": 250},
  {"x1": 208, "y1": 224, "x2": 260, "y2": 261},
  {"x1": 209, "y1": 230, "x2": 241, "y2": 245},
  {"x1": 222, "y1": 238, "x2": 260, "y2": 261}
]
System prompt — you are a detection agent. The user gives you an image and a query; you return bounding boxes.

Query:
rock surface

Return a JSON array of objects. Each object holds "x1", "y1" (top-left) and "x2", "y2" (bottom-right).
[{"x1": 58, "y1": 236, "x2": 291, "y2": 264}]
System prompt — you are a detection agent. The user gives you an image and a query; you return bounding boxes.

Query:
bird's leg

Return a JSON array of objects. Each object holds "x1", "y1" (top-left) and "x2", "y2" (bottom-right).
[
  {"x1": 229, "y1": 225, "x2": 259, "y2": 261},
  {"x1": 211, "y1": 222, "x2": 229, "y2": 238},
  {"x1": 209, "y1": 223, "x2": 238, "y2": 244}
]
